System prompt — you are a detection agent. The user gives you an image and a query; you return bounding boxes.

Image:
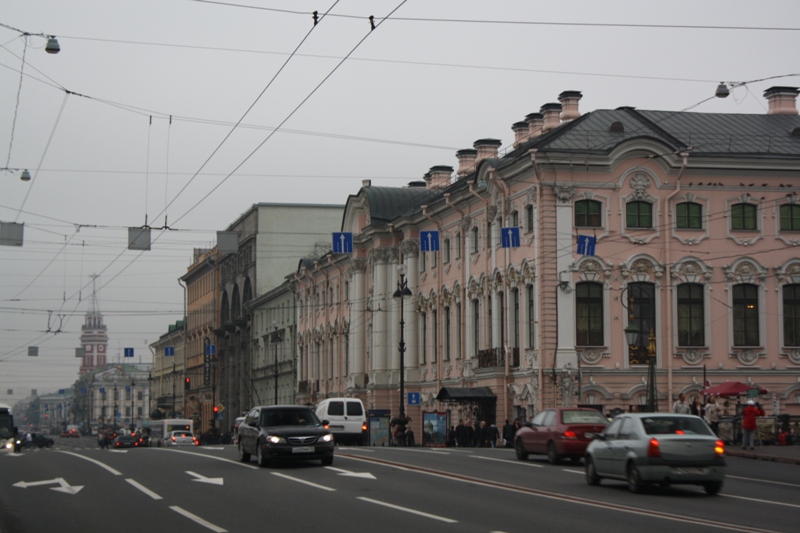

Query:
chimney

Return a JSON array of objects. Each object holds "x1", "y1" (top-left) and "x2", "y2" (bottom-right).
[
  {"x1": 525, "y1": 112, "x2": 544, "y2": 138},
  {"x1": 512, "y1": 121, "x2": 530, "y2": 149},
  {"x1": 764, "y1": 86, "x2": 799, "y2": 115},
  {"x1": 473, "y1": 138, "x2": 502, "y2": 163},
  {"x1": 362, "y1": 179, "x2": 371, "y2": 188},
  {"x1": 558, "y1": 90, "x2": 583, "y2": 122},
  {"x1": 456, "y1": 148, "x2": 478, "y2": 176},
  {"x1": 540, "y1": 103, "x2": 562, "y2": 133},
  {"x1": 425, "y1": 165, "x2": 454, "y2": 190}
]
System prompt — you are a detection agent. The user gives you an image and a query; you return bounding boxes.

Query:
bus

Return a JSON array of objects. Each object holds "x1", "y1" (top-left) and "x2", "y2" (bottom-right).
[
  {"x1": 148, "y1": 418, "x2": 193, "y2": 447},
  {"x1": 1, "y1": 404, "x2": 16, "y2": 452}
]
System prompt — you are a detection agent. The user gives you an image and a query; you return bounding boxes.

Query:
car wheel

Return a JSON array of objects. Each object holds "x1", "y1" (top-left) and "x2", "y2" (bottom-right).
[
  {"x1": 238, "y1": 441, "x2": 251, "y2": 463},
  {"x1": 703, "y1": 481, "x2": 722, "y2": 496},
  {"x1": 570, "y1": 456, "x2": 582, "y2": 464},
  {"x1": 46, "y1": 442, "x2": 53, "y2": 448},
  {"x1": 256, "y1": 443, "x2": 270, "y2": 468},
  {"x1": 321, "y1": 455, "x2": 333, "y2": 466},
  {"x1": 627, "y1": 462, "x2": 644, "y2": 494},
  {"x1": 547, "y1": 442, "x2": 560, "y2": 465},
  {"x1": 515, "y1": 438, "x2": 528, "y2": 461},
  {"x1": 585, "y1": 457, "x2": 601, "y2": 486}
]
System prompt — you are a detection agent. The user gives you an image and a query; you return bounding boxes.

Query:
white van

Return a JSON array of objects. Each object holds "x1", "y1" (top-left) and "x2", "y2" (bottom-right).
[{"x1": 315, "y1": 398, "x2": 367, "y2": 445}]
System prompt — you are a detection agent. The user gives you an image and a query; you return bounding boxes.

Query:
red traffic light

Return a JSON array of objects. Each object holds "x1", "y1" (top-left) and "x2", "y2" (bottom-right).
[
  {"x1": 213, "y1": 406, "x2": 219, "y2": 413},
  {"x1": 184, "y1": 377, "x2": 191, "y2": 390}
]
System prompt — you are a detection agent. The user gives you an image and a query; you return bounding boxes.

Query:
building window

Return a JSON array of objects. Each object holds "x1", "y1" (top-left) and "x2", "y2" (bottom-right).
[
  {"x1": 731, "y1": 203, "x2": 757, "y2": 230},
  {"x1": 472, "y1": 299, "x2": 480, "y2": 355},
  {"x1": 626, "y1": 201, "x2": 653, "y2": 229},
  {"x1": 444, "y1": 307, "x2": 451, "y2": 361},
  {"x1": 456, "y1": 302, "x2": 462, "y2": 359},
  {"x1": 498, "y1": 291, "x2": 505, "y2": 349},
  {"x1": 443, "y1": 238, "x2": 451, "y2": 263},
  {"x1": 733, "y1": 284, "x2": 759, "y2": 346},
  {"x1": 455, "y1": 232, "x2": 461, "y2": 259},
  {"x1": 676, "y1": 202, "x2": 703, "y2": 229},
  {"x1": 487, "y1": 221, "x2": 492, "y2": 248},
  {"x1": 329, "y1": 287, "x2": 334, "y2": 306},
  {"x1": 627, "y1": 282, "x2": 656, "y2": 364},
  {"x1": 525, "y1": 205, "x2": 534, "y2": 232},
  {"x1": 780, "y1": 205, "x2": 800, "y2": 231},
  {"x1": 575, "y1": 200, "x2": 602, "y2": 227},
  {"x1": 344, "y1": 281, "x2": 349, "y2": 302},
  {"x1": 512, "y1": 288, "x2": 520, "y2": 349},
  {"x1": 432, "y1": 309, "x2": 438, "y2": 362},
  {"x1": 421, "y1": 312, "x2": 427, "y2": 364},
  {"x1": 576, "y1": 282, "x2": 603, "y2": 346},
  {"x1": 677, "y1": 283, "x2": 704, "y2": 346},
  {"x1": 511, "y1": 210, "x2": 519, "y2": 228},
  {"x1": 431, "y1": 247, "x2": 437, "y2": 268},
  {"x1": 527, "y1": 284, "x2": 535, "y2": 348},
  {"x1": 471, "y1": 227, "x2": 479, "y2": 253},
  {"x1": 420, "y1": 251, "x2": 426, "y2": 272},
  {"x1": 784, "y1": 284, "x2": 800, "y2": 346}
]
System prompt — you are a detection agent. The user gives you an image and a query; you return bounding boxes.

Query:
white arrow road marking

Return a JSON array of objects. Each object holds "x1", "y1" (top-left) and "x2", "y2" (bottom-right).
[
  {"x1": 186, "y1": 471, "x2": 224, "y2": 485},
  {"x1": 13, "y1": 477, "x2": 83, "y2": 494},
  {"x1": 325, "y1": 466, "x2": 376, "y2": 479}
]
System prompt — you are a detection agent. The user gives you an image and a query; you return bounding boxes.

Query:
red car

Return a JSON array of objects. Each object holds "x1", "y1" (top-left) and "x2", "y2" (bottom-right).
[{"x1": 515, "y1": 408, "x2": 609, "y2": 464}]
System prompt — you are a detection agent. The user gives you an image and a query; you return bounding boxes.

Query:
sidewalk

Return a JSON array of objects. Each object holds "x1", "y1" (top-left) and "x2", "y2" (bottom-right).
[{"x1": 726, "y1": 444, "x2": 800, "y2": 465}]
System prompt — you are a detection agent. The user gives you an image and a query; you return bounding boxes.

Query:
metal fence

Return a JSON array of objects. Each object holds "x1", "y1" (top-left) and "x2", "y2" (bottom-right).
[{"x1": 717, "y1": 415, "x2": 800, "y2": 445}]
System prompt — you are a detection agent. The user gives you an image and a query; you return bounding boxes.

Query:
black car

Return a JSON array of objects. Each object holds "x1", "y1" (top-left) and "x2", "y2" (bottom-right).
[
  {"x1": 237, "y1": 405, "x2": 334, "y2": 467},
  {"x1": 112, "y1": 435, "x2": 140, "y2": 448},
  {"x1": 27, "y1": 433, "x2": 54, "y2": 448}
]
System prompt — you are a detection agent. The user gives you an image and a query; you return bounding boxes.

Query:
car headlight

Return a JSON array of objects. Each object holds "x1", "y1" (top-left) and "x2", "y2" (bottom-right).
[
  {"x1": 266, "y1": 435, "x2": 285, "y2": 444},
  {"x1": 4, "y1": 441, "x2": 12, "y2": 449},
  {"x1": 320, "y1": 434, "x2": 334, "y2": 443}
]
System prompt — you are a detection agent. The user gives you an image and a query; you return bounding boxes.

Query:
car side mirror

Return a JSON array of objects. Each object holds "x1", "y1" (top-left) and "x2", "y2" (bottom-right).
[
  {"x1": 322, "y1": 419, "x2": 330, "y2": 428},
  {"x1": 594, "y1": 433, "x2": 608, "y2": 441}
]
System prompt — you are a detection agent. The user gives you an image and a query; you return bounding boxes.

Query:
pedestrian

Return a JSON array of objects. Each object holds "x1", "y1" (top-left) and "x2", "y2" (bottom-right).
[
  {"x1": 672, "y1": 393, "x2": 691, "y2": 414},
  {"x1": 476, "y1": 421, "x2": 489, "y2": 447},
  {"x1": 97, "y1": 431, "x2": 104, "y2": 448},
  {"x1": 465, "y1": 420, "x2": 475, "y2": 448},
  {"x1": 690, "y1": 396, "x2": 704, "y2": 419},
  {"x1": 24, "y1": 432, "x2": 32, "y2": 449},
  {"x1": 502, "y1": 419, "x2": 515, "y2": 448},
  {"x1": 705, "y1": 396, "x2": 720, "y2": 436},
  {"x1": 455, "y1": 419, "x2": 467, "y2": 447},
  {"x1": 513, "y1": 418, "x2": 521, "y2": 433},
  {"x1": 741, "y1": 400, "x2": 764, "y2": 450},
  {"x1": 488, "y1": 423, "x2": 500, "y2": 448}
]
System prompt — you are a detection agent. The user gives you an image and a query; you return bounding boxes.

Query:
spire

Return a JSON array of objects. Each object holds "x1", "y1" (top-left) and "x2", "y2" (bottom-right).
[{"x1": 89, "y1": 274, "x2": 100, "y2": 315}]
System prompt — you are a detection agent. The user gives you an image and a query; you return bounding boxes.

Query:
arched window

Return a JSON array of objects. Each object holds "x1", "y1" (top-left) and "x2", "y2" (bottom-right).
[
  {"x1": 444, "y1": 307, "x2": 451, "y2": 360},
  {"x1": 626, "y1": 201, "x2": 653, "y2": 229},
  {"x1": 576, "y1": 282, "x2": 603, "y2": 346},
  {"x1": 733, "y1": 284, "x2": 759, "y2": 346},
  {"x1": 676, "y1": 202, "x2": 703, "y2": 229},
  {"x1": 575, "y1": 200, "x2": 602, "y2": 227},
  {"x1": 627, "y1": 282, "x2": 655, "y2": 364},
  {"x1": 677, "y1": 283, "x2": 704, "y2": 346},
  {"x1": 471, "y1": 227, "x2": 480, "y2": 253},
  {"x1": 443, "y1": 238, "x2": 451, "y2": 263},
  {"x1": 731, "y1": 203, "x2": 757, "y2": 230},
  {"x1": 784, "y1": 284, "x2": 800, "y2": 346},
  {"x1": 525, "y1": 205, "x2": 534, "y2": 232},
  {"x1": 511, "y1": 210, "x2": 519, "y2": 228}
]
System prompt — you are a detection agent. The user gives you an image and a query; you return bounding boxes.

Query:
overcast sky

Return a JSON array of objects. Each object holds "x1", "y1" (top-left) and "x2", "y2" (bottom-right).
[{"x1": 1, "y1": 0, "x2": 798, "y2": 405}]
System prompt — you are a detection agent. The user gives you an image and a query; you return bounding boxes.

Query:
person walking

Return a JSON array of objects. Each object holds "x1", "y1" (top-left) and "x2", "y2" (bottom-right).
[
  {"x1": 672, "y1": 393, "x2": 691, "y2": 414},
  {"x1": 502, "y1": 419, "x2": 515, "y2": 448},
  {"x1": 455, "y1": 419, "x2": 467, "y2": 447},
  {"x1": 690, "y1": 396, "x2": 704, "y2": 419},
  {"x1": 488, "y1": 423, "x2": 500, "y2": 448},
  {"x1": 741, "y1": 400, "x2": 764, "y2": 450},
  {"x1": 465, "y1": 420, "x2": 476, "y2": 448},
  {"x1": 705, "y1": 396, "x2": 720, "y2": 435}
]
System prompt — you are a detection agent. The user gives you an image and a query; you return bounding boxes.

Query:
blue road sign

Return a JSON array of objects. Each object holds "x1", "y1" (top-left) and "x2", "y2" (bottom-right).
[
  {"x1": 501, "y1": 227, "x2": 521, "y2": 248},
  {"x1": 58, "y1": 389, "x2": 65, "y2": 394},
  {"x1": 80, "y1": 388, "x2": 87, "y2": 394},
  {"x1": 165, "y1": 346, "x2": 175, "y2": 357},
  {"x1": 332, "y1": 232, "x2": 353, "y2": 254},
  {"x1": 125, "y1": 386, "x2": 131, "y2": 393},
  {"x1": 419, "y1": 231, "x2": 440, "y2": 252},
  {"x1": 99, "y1": 388, "x2": 105, "y2": 394},
  {"x1": 205, "y1": 344, "x2": 216, "y2": 356},
  {"x1": 577, "y1": 235, "x2": 596, "y2": 256},
  {"x1": 124, "y1": 347, "x2": 134, "y2": 358},
  {"x1": 407, "y1": 392, "x2": 421, "y2": 405}
]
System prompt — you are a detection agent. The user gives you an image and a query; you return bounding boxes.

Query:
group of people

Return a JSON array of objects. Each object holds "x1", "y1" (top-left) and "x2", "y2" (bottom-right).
[
  {"x1": 672, "y1": 392, "x2": 765, "y2": 449},
  {"x1": 448, "y1": 418, "x2": 520, "y2": 448}
]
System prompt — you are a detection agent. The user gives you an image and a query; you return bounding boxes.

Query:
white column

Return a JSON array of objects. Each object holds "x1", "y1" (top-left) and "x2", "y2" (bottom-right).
[
  {"x1": 555, "y1": 186, "x2": 578, "y2": 369},
  {"x1": 372, "y1": 253, "x2": 388, "y2": 376},
  {"x1": 350, "y1": 260, "x2": 366, "y2": 378}
]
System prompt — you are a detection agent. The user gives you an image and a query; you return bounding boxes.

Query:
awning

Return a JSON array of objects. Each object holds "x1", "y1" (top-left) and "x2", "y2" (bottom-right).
[{"x1": 436, "y1": 387, "x2": 496, "y2": 401}]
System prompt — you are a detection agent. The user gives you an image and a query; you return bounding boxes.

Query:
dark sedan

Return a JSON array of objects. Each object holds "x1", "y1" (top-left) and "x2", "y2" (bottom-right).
[
  {"x1": 27, "y1": 433, "x2": 54, "y2": 448},
  {"x1": 112, "y1": 435, "x2": 141, "y2": 448},
  {"x1": 237, "y1": 405, "x2": 334, "y2": 467}
]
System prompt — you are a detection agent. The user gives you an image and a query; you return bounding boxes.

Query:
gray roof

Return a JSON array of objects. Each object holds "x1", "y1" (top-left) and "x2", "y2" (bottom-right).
[
  {"x1": 362, "y1": 185, "x2": 442, "y2": 226},
  {"x1": 524, "y1": 108, "x2": 800, "y2": 158}
]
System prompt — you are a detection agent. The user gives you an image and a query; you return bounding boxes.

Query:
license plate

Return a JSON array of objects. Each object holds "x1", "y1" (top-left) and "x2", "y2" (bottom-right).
[
  {"x1": 292, "y1": 446, "x2": 314, "y2": 453},
  {"x1": 672, "y1": 467, "x2": 708, "y2": 475}
]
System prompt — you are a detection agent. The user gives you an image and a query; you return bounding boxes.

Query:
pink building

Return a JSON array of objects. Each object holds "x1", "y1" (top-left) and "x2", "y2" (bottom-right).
[{"x1": 293, "y1": 87, "x2": 800, "y2": 431}]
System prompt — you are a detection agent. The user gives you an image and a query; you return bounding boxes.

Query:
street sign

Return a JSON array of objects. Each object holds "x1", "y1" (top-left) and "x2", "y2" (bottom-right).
[
  {"x1": 58, "y1": 389, "x2": 65, "y2": 394},
  {"x1": 501, "y1": 227, "x2": 520, "y2": 248},
  {"x1": 577, "y1": 235, "x2": 596, "y2": 256},
  {"x1": 332, "y1": 232, "x2": 353, "y2": 254},
  {"x1": 204, "y1": 344, "x2": 215, "y2": 356},
  {"x1": 746, "y1": 388, "x2": 760, "y2": 398},
  {"x1": 165, "y1": 346, "x2": 175, "y2": 357},
  {"x1": 124, "y1": 347, "x2": 134, "y2": 358},
  {"x1": 407, "y1": 392, "x2": 420, "y2": 405},
  {"x1": 419, "y1": 231, "x2": 440, "y2": 252}
]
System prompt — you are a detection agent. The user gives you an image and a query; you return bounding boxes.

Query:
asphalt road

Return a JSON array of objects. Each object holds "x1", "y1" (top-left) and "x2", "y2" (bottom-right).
[{"x1": 1, "y1": 438, "x2": 797, "y2": 533}]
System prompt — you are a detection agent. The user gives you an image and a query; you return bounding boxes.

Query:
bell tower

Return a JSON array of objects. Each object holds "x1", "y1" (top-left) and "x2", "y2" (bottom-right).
[{"x1": 79, "y1": 274, "x2": 108, "y2": 374}]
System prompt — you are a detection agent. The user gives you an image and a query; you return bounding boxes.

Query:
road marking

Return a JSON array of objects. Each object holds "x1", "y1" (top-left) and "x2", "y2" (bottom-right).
[
  {"x1": 271, "y1": 472, "x2": 336, "y2": 491},
  {"x1": 722, "y1": 494, "x2": 800, "y2": 509},
  {"x1": 562, "y1": 469, "x2": 583, "y2": 475},
  {"x1": 58, "y1": 451, "x2": 122, "y2": 475},
  {"x1": 13, "y1": 477, "x2": 83, "y2": 494},
  {"x1": 470, "y1": 455, "x2": 544, "y2": 468},
  {"x1": 325, "y1": 466, "x2": 376, "y2": 479},
  {"x1": 727, "y1": 474, "x2": 800, "y2": 488},
  {"x1": 170, "y1": 506, "x2": 227, "y2": 533},
  {"x1": 357, "y1": 497, "x2": 458, "y2": 523},
  {"x1": 186, "y1": 471, "x2": 224, "y2": 485},
  {"x1": 109, "y1": 450, "x2": 128, "y2": 453},
  {"x1": 153, "y1": 448, "x2": 259, "y2": 469},
  {"x1": 125, "y1": 479, "x2": 162, "y2": 500}
]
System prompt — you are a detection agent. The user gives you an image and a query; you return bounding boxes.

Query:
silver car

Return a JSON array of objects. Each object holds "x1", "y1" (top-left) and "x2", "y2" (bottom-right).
[
  {"x1": 584, "y1": 413, "x2": 726, "y2": 495},
  {"x1": 167, "y1": 430, "x2": 197, "y2": 447}
]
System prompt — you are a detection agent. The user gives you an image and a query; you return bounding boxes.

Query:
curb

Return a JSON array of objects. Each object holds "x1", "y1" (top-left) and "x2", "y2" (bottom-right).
[{"x1": 726, "y1": 449, "x2": 800, "y2": 465}]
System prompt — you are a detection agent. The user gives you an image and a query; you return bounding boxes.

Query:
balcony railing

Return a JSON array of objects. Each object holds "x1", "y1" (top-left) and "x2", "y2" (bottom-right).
[{"x1": 477, "y1": 347, "x2": 520, "y2": 369}]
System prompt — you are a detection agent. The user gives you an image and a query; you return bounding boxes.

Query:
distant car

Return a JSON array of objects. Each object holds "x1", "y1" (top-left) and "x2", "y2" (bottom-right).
[
  {"x1": 69, "y1": 429, "x2": 81, "y2": 438},
  {"x1": 237, "y1": 405, "x2": 334, "y2": 467},
  {"x1": 168, "y1": 431, "x2": 198, "y2": 447},
  {"x1": 584, "y1": 413, "x2": 726, "y2": 495},
  {"x1": 112, "y1": 435, "x2": 140, "y2": 448},
  {"x1": 515, "y1": 408, "x2": 609, "y2": 464},
  {"x1": 60, "y1": 430, "x2": 71, "y2": 438},
  {"x1": 134, "y1": 433, "x2": 150, "y2": 447},
  {"x1": 27, "y1": 433, "x2": 54, "y2": 448}
]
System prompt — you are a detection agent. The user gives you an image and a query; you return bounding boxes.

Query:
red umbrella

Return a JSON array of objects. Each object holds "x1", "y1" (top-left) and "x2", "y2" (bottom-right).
[{"x1": 699, "y1": 381, "x2": 768, "y2": 398}]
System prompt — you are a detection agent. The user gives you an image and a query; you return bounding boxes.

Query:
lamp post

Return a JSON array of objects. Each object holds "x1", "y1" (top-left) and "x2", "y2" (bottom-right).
[
  {"x1": 171, "y1": 363, "x2": 177, "y2": 418},
  {"x1": 621, "y1": 286, "x2": 658, "y2": 413},
  {"x1": 272, "y1": 322, "x2": 282, "y2": 405},
  {"x1": 392, "y1": 264, "x2": 413, "y2": 445},
  {"x1": 113, "y1": 382, "x2": 118, "y2": 430},
  {"x1": 130, "y1": 377, "x2": 136, "y2": 432}
]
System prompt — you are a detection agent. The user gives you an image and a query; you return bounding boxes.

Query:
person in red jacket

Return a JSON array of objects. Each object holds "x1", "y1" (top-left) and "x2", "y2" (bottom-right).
[{"x1": 741, "y1": 400, "x2": 765, "y2": 450}]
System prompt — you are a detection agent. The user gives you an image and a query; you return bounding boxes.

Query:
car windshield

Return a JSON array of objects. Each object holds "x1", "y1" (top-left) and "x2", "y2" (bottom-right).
[
  {"x1": 561, "y1": 410, "x2": 609, "y2": 424},
  {"x1": 641, "y1": 416, "x2": 714, "y2": 436},
  {"x1": 260, "y1": 409, "x2": 320, "y2": 427}
]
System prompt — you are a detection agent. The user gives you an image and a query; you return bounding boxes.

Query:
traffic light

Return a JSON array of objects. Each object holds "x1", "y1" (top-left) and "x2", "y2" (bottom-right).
[
  {"x1": 184, "y1": 377, "x2": 191, "y2": 390},
  {"x1": 213, "y1": 405, "x2": 219, "y2": 414}
]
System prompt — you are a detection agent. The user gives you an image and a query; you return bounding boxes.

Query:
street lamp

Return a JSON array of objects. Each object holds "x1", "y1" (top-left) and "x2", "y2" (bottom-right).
[
  {"x1": 392, "y1": 264, "x2": 413, "y2": 446},
  {"x1": 621, "y1": 286, "x2": 658, "y2": 413},
  {"x1": 113, "y1": 382, "x2": 118, "y2": 430},
  {"x1": 171, "y1": 363, "x2": 177, "y2": 418},
  {"x1": 272, "y1": 322, "x2": 282, "y2": 405}
]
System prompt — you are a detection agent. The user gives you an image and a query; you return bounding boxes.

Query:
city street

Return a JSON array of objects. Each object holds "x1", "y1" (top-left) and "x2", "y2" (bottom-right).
[{"x1": 1, "y1": 440, "x2": 797, "y2": 533}]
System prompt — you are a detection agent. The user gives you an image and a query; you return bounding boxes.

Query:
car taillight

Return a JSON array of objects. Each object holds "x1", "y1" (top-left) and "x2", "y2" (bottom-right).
[
  {"x1": 647, "y1": 438, "x2": 661, "y2": 458},
  {"x1": 171, "y1": 436, "x2": 176, "y2": 442},
  {"x1": 362, "y1": 422, "x2": 368, "y2": 432},
  {"x1": 562, "y1": 430, "x2": 577, "y2": 439},
  {"x1": 714, "y1": 440, "x2": 725, "y2": 457}
]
